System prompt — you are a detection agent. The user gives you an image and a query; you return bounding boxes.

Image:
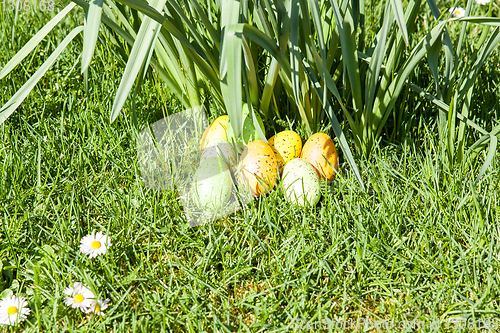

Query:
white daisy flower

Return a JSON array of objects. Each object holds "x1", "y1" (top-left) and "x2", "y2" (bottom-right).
[
  {"x1": 63, "y1": 282, "x2": 95, "y2": 312},
  {"x1": 449, "y1": 7, "x2": 465, "y2": 18},
  {"x1": 80, "y1": 231, "x2": 112, "y2": 259},
  {"x1": 0, "y1": 296, "x2": 30, "y2": 326},
  {"x1": 475, "y1": 0, "x2": 490, "y2": 5},
  {"x1": 86, "y1": 298, "x2": 110, "y2": 316}
]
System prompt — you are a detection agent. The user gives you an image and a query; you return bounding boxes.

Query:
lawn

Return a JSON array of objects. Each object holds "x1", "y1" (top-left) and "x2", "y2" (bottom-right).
[{"x1": 1, "y1": 1, "x2": 500, "y2": 332}]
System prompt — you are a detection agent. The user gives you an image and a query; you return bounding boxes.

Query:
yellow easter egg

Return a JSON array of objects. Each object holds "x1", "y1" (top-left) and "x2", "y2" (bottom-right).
[
  {"x1": 268, "y1": 130, "x2": 302, "y2": 172},
  {"x1": 200, "y1": 115, "x2": 229, "y2": 150}
]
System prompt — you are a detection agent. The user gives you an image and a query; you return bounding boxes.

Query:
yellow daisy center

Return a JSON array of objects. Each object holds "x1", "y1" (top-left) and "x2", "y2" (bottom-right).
[
  {"x1": 74, "y1": 294, "x2": 84, "y2": 303},
  {"x1": 95, "y1": 304, "x2": 101, "y2": 313},
  {"x1": 7, "y1": 306, "x2": 17, "y2": 315},
  {"x1": 455, "y1": 10, "x2": 460, "y2": 14},
  {"x1": 91, "y1": 241, "x2": 101, "y2": 249}
]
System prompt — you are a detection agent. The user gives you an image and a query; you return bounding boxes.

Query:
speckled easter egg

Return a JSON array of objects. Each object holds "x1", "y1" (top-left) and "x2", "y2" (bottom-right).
[
  {"x1": 199, "y1": 138, "x2": 236, "y2": 167},
  {"x1": 194, "y1": 157, "x2": 233, "y2": 210},
  {"x1": 236, "y1": 140, "x2": 278, "y2": 197},
  {"x1": 281, "y1": 158, "x2": 321, "y2": 207},
  {"x1": 226, "y1": 104, "x2": 266, "y2": 145},
  {"x1": 268, "y1": 130, "x2": 302, "y2": 172},
  {"x1": 200, "y1": 115, "x2": 229, "y2": 150},
  {"x1": 301, "y1": 133, "x2": 338, "y2": 181}
]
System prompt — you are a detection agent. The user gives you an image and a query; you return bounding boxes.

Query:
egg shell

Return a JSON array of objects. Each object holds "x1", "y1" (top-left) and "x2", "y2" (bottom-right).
[
  {"x1": 199, "y1": 138, "x2": 236, "y2": 167},
  {"x1": 281, "y1": 158, "x2": 321, "y2": 207},
  {"x1": 226, "y1": 104, "x2": 266, "y2": 145},
  {"x1": 301, "y1": 133, "x2": 338, "y2": 181},
  {"x1": 194, "y1": 157, "x2": 233, "y2": 210},
  {"x1": 268, "y1": 130, "x2": 302, "y2": 172},
  {"x1": 200, "y1": 115, "x2": 228, "y2": 150},
  {"x1": 237, "y1": 140, "x2": 278, "y2": 197}
]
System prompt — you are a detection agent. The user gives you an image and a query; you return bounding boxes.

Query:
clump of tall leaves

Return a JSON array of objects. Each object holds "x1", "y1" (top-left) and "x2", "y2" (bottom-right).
[
  {"x1": 411, "y1": 0, "x2": 500, "y2": 183},
  {"x1": 0, "y1": 0, "x2": 498, "y2": 187}
]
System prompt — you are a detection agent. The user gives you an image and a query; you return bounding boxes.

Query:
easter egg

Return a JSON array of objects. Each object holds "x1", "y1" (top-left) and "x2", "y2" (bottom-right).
[
  {"x1": 301, "y1": 133, "x2": 338, "y2": 181},
  {"x1": 268, "y1": 130, "x2": 302, "y2": 172},
  {"x1": 193, "y1": 157, "x2": 233, "y2": 210},
  {"x1": 226, "y1": 104, "x2": 266, "y2": 145},
  {"x1": 200, "y1": 115, "x2": 229, "y2": 150},
  {"x1": 199, "y1": 138, "x2": 236, "y2": 167},
  {"x1": 236, "y1": 140, "x2": 278, "y2": 197},
  {"x1": 281, "y1": 158, "x2": 321, "y2": 206}
]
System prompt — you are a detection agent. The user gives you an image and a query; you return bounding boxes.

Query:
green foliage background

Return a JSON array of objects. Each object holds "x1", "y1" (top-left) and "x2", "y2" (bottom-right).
[{"x1": 1, "y1": 0, "x2": 500, "y2": 331}]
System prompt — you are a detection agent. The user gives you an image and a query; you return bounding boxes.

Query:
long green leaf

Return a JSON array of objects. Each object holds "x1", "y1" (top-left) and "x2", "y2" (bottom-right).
[
  {"x1": 302, "y1": 58, "x2": 365, "y2": 190},
  {"x1": 220, "y1": 0, "x2": 242, "y2": 138},
  {"x1": 390, "y1": 0, "x2": 409, "y2": 46},
  {"x1": 365, "y1": 1, "x2": 391, "y2": 118},
  {"x1": 110, "y1": 0, "x2": 167, "y2": 123},
  {"x1": 470, "y1": 123, "x2": 500, "y2": 153},
  {"x1": 410, "y1": 82, "x2": 497, "y2": 183},
  {"x1": 156, "y1": 33, "x2": 186, "y2": 96},
  {"x1": 0, "y1": 2, "x2": 76, "y2": 80},
  {"x1": 425, "y1": 0, "x2": 455, "y2": 102},
  {"x1": 290, "y1": 0, "x2": 311, "y2": 133},
  {"x1": 187, "y1": 0, "x2": 220, "y2": 50},
  {"x1": 457, "y1": 27, "x2": 500, "y2": 96},
  {"x1": 81, "y1": 0, "x2": 104, "y2": 73},
  {"x1": 0, "y1": 26, "x2": 84, "y2": 125},
  {"x1": 456, "y1": 0, "x2": 474, "y2": 59},
  {"x1": 373, "y1": 20, "x2": 447, "y2": 139},
  {"x1": 427, "y1": 35, "x2": 442, "y2": 98},
  {"x1": 330, "y1": 0, "x2": 362, "y2": 112},
  {"x1": 114, "y1": 0, "x2": 164, "y2": 23},
  {"x1": 474, "y1": 134, "x2": 497, "y2": 184},
  {"x1": 458, "y1": 17, "x2": 500, "y2": 25},
  {"x1": 307, "y1": 0, "x2": 327, "y2": 106},
  {"x1": 409, "y1": 82, "x2": 489, "y2": 135},
  {"x1": 260, "y1": 58, "x2": 280, "y2": 119},
  {"x1": 242, "y1": 37, "x2": 259, "y2": 108},
  {"x1": 167, "y1": 0, "x2": 217, "y2": 70},
  {"x1": 457, "y1": 27, "x2": 500, "y2": 162}
]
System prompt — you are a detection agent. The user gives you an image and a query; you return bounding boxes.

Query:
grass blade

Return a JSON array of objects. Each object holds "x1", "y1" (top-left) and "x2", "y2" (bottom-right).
[
  {"x1": 0, "y1": 26, "x2": 84, "y2": 125},
  {"x1": 475, "y1": 134, "x2": 497, "y2": 185},
  {"x1": 0, "y1": 2, "x2": 76, "y2": 80}
]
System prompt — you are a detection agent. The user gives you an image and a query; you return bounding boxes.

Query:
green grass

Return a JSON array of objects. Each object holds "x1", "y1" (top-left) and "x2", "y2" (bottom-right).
[{"x1": 1, "y1": 3, "x2": 500, "y2": 333}]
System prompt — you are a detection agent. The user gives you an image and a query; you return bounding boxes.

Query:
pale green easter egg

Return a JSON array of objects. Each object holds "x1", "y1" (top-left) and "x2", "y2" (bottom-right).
[
  {"x1": 194, "y1": 157, "x2": 233, "y2": 210},
  {"x1": 281, "y1": 158, "x2": 321, "y2": 207}
]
